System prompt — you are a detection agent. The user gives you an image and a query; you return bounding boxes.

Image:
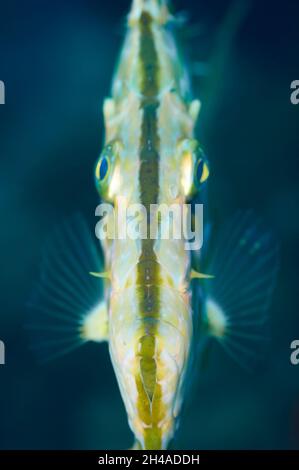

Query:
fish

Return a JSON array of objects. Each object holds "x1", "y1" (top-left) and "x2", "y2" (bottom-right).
[{"x1": 27, "y1": 0, "x2": 279, "y2": 450}]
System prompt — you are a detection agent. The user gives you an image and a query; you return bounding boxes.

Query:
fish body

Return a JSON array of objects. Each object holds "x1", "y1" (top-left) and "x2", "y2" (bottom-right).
[{"x1": 102, "y1": 0, "x2": 199, "y2": 449}]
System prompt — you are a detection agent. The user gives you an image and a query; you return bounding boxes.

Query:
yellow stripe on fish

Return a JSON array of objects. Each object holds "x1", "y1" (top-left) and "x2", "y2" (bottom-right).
[{"x1": 101, "y1": 2, "x2": 200, "y2": 449}]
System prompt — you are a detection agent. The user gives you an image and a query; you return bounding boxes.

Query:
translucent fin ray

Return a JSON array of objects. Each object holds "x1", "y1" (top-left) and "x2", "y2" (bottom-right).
[
  {"x1": 26, "y1": 213, "x2": 108, "y2": 362},
  {"x1": 202, "y1": 211, "x2": 279, "y2": 370}
]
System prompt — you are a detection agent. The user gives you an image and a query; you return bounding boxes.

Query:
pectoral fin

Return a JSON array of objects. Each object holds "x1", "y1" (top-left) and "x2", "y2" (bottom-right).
[
  {"x1": 26, "y1": 213, "x2": 108, "y2": 362},
  {"x1": 201, "y1": 211, "x2": 279, "y2": 370},
  {"x1": 81, "y1": 301, "x2": 108, "y2": 342}
]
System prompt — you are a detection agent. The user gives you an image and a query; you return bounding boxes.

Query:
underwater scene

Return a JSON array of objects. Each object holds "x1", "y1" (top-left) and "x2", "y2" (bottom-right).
[{"x1": 0, "y1": 0, "x2": 299, "y2": 452}]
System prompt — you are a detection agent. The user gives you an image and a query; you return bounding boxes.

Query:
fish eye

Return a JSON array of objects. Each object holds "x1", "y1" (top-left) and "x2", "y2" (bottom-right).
[
  {"x1": 180, "y1": 139, "x2": 209, "y2": 197},
  {"x1": 96, "y1": 155, "x2": 110, "y2": 182},
  {"x1": 94, "y1": 140, "x2": 122, "y2": 201},
  {"x1": 194, "y1": 156, "x2": 209, "y2": 188}
]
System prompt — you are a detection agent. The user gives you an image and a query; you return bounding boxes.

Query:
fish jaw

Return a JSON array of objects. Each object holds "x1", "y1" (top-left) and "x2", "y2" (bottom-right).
[{"x1": 108, "y1": 284, "x2": 192, "y2": 450}]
